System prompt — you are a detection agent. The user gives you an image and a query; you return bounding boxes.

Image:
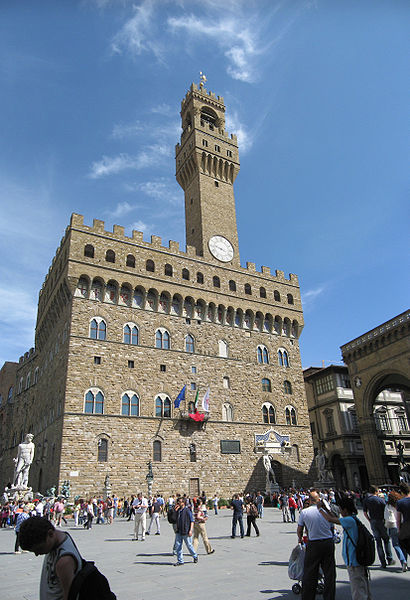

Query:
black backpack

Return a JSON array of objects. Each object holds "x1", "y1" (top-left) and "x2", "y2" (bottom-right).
[
  {"x1": 167, "y1": 507, "x2": 178, "y2": 524},
  {"x1": 68, "y1": 560, "x2": 116, "y2": 600},
  {"x1": 345, "y1": 516, "x2": 375, "y2": 566}
]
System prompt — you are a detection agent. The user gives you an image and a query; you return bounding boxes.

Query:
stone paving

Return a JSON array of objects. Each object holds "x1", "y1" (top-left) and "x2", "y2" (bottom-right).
[{"x1": 0, "y1": 508, "x2": 408, "y2": 599}]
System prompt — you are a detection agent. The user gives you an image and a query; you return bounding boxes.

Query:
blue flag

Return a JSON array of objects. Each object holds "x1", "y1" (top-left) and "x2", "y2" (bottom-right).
[{"x1": 174, "y1": 385, "x2": 186, "y2": 408}]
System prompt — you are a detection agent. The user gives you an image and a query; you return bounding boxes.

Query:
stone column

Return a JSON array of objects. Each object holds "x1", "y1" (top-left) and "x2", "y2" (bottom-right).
[{"x1": 359, "y1": 417, "x2": 385, "y2": 484}]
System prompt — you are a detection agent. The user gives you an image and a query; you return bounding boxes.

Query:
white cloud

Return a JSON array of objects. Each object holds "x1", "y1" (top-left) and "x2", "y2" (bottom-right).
[
  {"x1": 301, "y1": 286, "x2": 325, "y2": 311},
  {"x1": 225, "y1": 110, "x2": 253, "y2": 154},
  {"x1": 128, "y1": 219, "x2": 149, "y2": 233},
  {"x1": 89, "y1": 145, "x2": 171, "y2": 178},
  {"x1": 112, "y1": 121, "x2": 143, "y2": 139},
  {"x1": 108, "y1": 201, "x2": 137, "y2": 218},
  {"x1": 151, "y1": 103, "x2": 173, "y2": 116}
]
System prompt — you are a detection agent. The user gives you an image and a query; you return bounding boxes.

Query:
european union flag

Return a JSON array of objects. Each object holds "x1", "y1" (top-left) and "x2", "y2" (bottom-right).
[{"x1": 174, "y1": 385, "x2": 186, "y2": 408}]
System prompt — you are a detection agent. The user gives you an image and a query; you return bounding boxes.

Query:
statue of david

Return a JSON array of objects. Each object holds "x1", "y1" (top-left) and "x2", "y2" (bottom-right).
[{"x1": 13, "y1": 433, "x2": 35, "y2": 489}]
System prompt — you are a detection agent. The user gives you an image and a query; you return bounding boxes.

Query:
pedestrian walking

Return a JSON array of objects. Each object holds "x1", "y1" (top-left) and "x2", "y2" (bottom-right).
[
  {"x1": 193, "y1": 498, "x2": 215, "y2": 554},
  {"x1": 230, "y1": 493, "x2": 244, "y2": 538}
]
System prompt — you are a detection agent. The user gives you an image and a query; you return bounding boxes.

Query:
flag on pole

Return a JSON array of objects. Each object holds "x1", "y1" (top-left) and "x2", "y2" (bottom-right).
[
  {"x1": 174, "y1": 385, "x2": 186, "y2": 408},
  {"x1": 202, "y1": 387, "x2": 210, "y2": 412},
  {"x1": 193, "y1": 389, "x2": 199, "y2": 411}
]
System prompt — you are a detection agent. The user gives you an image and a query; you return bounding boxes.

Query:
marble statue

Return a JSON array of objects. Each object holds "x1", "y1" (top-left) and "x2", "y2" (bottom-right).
[
  {"x1": 263, "y1": 453, "x2": 277, "y2": 485},
  {"x1": 13, "y1": 433, "x2": 35, "y2": 488}
]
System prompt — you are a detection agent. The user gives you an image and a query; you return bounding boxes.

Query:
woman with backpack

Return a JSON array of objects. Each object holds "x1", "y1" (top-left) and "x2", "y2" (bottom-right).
[{"x1": 245, "y1": 497, "x2": 260, "y2": 537}]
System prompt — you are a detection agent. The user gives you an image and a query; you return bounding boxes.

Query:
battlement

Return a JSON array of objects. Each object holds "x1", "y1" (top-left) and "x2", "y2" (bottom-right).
[
  {"x1": 181, "y1": 83, "x2": 225, "y2": 110},
  {"x1": 66, "y1": 214, "x2": 299, "y2": 284}
]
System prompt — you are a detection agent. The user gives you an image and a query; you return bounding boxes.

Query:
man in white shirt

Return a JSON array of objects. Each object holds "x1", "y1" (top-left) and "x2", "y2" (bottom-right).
[
  {"x1": 132, "y1": 493, "x2": 148, "y2": 541},
  {"x1": 297, "y1": 490, "x2": 335, "y2": 600}
]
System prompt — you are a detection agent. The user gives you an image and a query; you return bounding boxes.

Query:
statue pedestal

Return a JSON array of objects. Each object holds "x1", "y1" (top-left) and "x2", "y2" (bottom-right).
[{"x1": 3, "y1": 485, "x2": 33, "y2": 502}]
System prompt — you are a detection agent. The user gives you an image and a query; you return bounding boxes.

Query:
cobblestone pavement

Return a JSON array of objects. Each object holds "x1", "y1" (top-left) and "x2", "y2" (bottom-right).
[{"x1": 0, "y1": 508, "x2": 408, "y2": 599}]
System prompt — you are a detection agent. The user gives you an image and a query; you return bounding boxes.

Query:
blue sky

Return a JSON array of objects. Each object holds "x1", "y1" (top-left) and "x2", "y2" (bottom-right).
[{"x1": 0, "y1": 0, "x2": 408, "y2": 369}]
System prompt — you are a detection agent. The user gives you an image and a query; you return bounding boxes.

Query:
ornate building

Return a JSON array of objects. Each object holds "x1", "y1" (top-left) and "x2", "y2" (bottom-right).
[{"x1": 0, "y1": 83, "x2": 314, "y2": 498}]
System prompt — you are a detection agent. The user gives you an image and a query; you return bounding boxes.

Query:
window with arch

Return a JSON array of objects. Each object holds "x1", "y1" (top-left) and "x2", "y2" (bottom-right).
[
  {"x1": 76, "y1": 277, "x2": 89, "y2": 298},
  {"x1": 106, "y1": 249, "x2": 115, "y2": 263},
  {"x1": 123, "y1": 324, "x2": 139, "y2": 345},
  {"x1": 395, "y1": 408, "x2": 409, "y2": 431},
  {"x1": 126, "y1": 254, "x2": 135, "y2": 268},
  {"x1": 146, "y1": 259, "x2": 155, "y2": 272},
  {"x1": 90, "y1": 318, "x2": 106, "y2": 340},
  {"x1": 244, "y1": 283, "x2": 252, "y2": 295},
  {"x1": 182, "y1": 268, "x2": 190, "y2": 280},
  {"x1": 155, "y1": 329, "x2": 170, "y2": 349},
  {"x1": 189, "y1": 442, "x2": 197, "y2": 462},
  {"x1": 218, "y1": 340, "x2": 228, "y2": 358},
  {"x1": 274, "y1": 290, "x2": 281, "y2": 302},
  {"x1": 291, "y1": 444, "x2": 300, "y2": 462},
  {"x1": 262, "y1": 403, "x2": 276, "y2": 424},
  {"x1": 17, "y1": 378, "x2": 22, "y2": 394},
  {"x1": 185, "y1": 334, "x2": 195, "y2": 353},
  {"x1": 278, "y1": 349, "x2": 289, "y2": 367},
  {"x1": 34, "y1": 367, "x2": 39, "y2": 385},
  {"x1": 97, "y1": 438, "x2": 108, "y2": 462},
  {"x1": 121, "y1": 392, "x2": 139, "y2": 416},
  {"x1": 262, "y1": 378, "x2": 271, "y2": 392},
  {"x1": 257, "y1": 345, "x2": 269, "y2": 364},
  {"x1": 164, "y1": 264, "x2": 173, "y2": 276},
  {"x1": 223, "y1": 376, "x2": 230, "y2": 389},
  {"x1": 222, "y1": 402, "x2": 233, "y2": 422},
  {"x1": 85, "y1": 389, "x2": 104, "y2": 414},
  {"x1": 84, "y1": 244, "x2": 94, "y2": 258},
  {"x1": 153, "y1": 440, "x2": 162, "y2": 461},
  {"x1": 283, "y1": 380, "x2": 292, "y2": 394},
  {"x1": 213, "y1": 275, "x2": 220, "y2": 288},
  {"x1": 324, "y1": 408, "x2": 335, "y2": 434},
  {"x1": 229, "y1": 280, "x2": 236, "y2": 291},
  {"x1": 197, "y1": 272, "x2": 204, "y2": 284},
  {"x1": 260, "y1": 287, "x2": 267, "y2": 298},
  {"x1": 375, "y1": 407, "x2": 390, "y2": 431},
  {"x1": 285, "y1": 406, "x2": 297, "y2": 426},
  {"x1": 155, "y1": 395, "x2": 171, "y2": 418},
  {"x1": 287, "y1": 293, "x2": 294, "y2": 305}
]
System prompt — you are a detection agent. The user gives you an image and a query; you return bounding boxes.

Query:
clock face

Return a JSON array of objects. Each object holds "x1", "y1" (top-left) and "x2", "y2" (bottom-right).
[{"x1": 208, "y1": 236, "x2": 234, "y2": 262}]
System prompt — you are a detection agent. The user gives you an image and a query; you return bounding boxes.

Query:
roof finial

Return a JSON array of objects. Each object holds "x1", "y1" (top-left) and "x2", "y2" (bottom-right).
[{"x1": 199, "y1": 71, "x2": 207, "y2": 89}]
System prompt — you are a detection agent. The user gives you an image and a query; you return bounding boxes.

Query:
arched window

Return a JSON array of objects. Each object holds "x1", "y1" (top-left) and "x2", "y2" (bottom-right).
[
  {"x1": 222, "y1": 402, "x2": 233, "y2": 422},
  {"x1": 229, "y1": 280, "x2": 236, "y2": 291},
  {"x1": 223, "y1": 376, "x2": 230, "y2": 389},
  {"x1": 106, "y1": 249, "x2": 115, "y2": 263},
  {"x1": 126, "y1": 254, "x2": 135, "y2": 268},
  {"x1": 25, "y1": 373, "x2": 31, "y2": 390},
  {"x1": 291, "y1": 444, "x2": 300, "y2": 462},
  {"x1": 189, "y1": 443, "x2": 197, "y2": 462},
  {"x1": 155, "y1": 395, "x2": 171, "y2": 418},
  {"x1": 153, "y1": 440, "x2": 162, "y2": 461},
  {"x1": 395, "y1": 408, "x2": 409, "y2": 431},
  {"x1": 84, "y1": 244, "x2": 94, "y2": 258},
  {"x1": 284, "y1": 380, "x2": 292, "y2": 394},
  {"x1": 257, "y1": 345, "x2": 269, "y2": 364},
  {"x1": 97, "y1": 438, "x2": 108, "y2": 462},
  {"x1": 197, "y1": 272, "x2": 204, "y2": 284},
  {"x1": 278, "y1": 349, "x2": 289, "y2": 367},
  {"x1": 274, "y1": 290, "x2": 281, "y2": 302},
  {"x1": 244, "y1": 283, "x2": 252, "y2": 295},
  {"x1": 287, "y1": 293, "x2": 294, "y2": 305},
  {"x1": 375, "y1": 407, "x2": 390, "y2": 431},
  {"x1": 165, "y1": 264, "x2": 173, "y2": 276},
  {"x1": 76, "y1": 277, "x2": 89, "y2": 298},
  {"x1": 34, "y1": 367, "x2": 39, "y2": 385},
  {"x1": 262, "y1": 403, "x2": 275, "y2": 424},
  {"x1": 124, "y1": 324, "x2": 138, "y2": 345},
  {"x1": 218, "y1": 340, "x2": 228, "y2": 357},
  {"x1": 85, "y1": 389, "x2": 104, "y2": 414},
  {"x1": 155, "y1": 329, "x2": 170, "y2": 349},
  {"x1": 182, "y1": 268, "x2": 190, "y2": 280},
  {"x1": 285, "y1": 406, "x2": 297, "y2": 426},
  {"x1": 121, "y1": 392, "x2": 139, "y2": 416},
  {"x1": 185, "y1": 334, "x2": 195, "y2": 353},
  {"x1": 90, "y1": 318, "x2": 106, "y2": 340},
  {"x1": 262, "y1": 378, "x2": 271, "y2": 392},
  {"x1": 213, "y1": 276, "x2": 220, "y2": 288},
  {"x1": 7, "y1": 386, "x2": 13, "y2": 403},
  {"x1": 260, "y1": 287, "x2": 267, "y2": 298},
  {"x1": 146, "y1": 259, "x2": 155, "y2": 272}
]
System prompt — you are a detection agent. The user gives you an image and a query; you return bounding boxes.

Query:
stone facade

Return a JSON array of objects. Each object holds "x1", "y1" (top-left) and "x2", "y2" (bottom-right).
[
  {"x1": 0, "y1": 83, "x2": 315, "y2": 498},
  {"x1": 341, "y1": 310, "x2": 410, "y2": 485}
]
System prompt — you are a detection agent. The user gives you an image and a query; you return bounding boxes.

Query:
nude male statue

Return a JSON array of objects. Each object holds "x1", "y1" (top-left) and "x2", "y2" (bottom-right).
[
  {"x1": 263, "y1": 453, "x2": 277, "y2": 485},
  {"x1": 13, "y1": 433, "x2": 35, "y2": 488}
]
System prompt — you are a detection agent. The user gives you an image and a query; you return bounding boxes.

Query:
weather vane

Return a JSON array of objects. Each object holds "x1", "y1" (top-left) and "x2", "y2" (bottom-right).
[{"x1": 199, "y1": 71, "x2": 207, "y2": 89}]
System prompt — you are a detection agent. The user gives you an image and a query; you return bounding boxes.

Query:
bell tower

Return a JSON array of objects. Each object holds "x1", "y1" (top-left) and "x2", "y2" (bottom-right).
[{"x1": 175, "y1": 81, "x2": 240, "y2": 265}]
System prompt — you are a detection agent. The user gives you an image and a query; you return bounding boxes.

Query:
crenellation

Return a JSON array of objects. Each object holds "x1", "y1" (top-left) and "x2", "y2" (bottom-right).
[
  {"x1": 132, "y1": 230, "x2": 144, "y2": 243},
  {"x1": 169, "y1": 240, "x2": 180, "y2": 252},
  {"x1": 93, "y1": 218, "x2": 105, "y2": 232},
  {"x1": 261, "y1": 266, "x2": 271, "y2": 275},
  {"x1": 113, "y1": 224, "x2": 125, "y2": 237},
  {"x1": 246, "y1": 262, "x2": 256, "y2": 272},
  {"x1": 70, "y1": 213, "x2": 84, "y2": 227},
  {"x1": 150, "y1": 235, "x2": 162, "y2": 247}
]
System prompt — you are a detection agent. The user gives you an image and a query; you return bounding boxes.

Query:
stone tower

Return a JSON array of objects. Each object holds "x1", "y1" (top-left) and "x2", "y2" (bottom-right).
[{"x1": 176, "y1": 82, "x2": 240, "y2": 266}]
